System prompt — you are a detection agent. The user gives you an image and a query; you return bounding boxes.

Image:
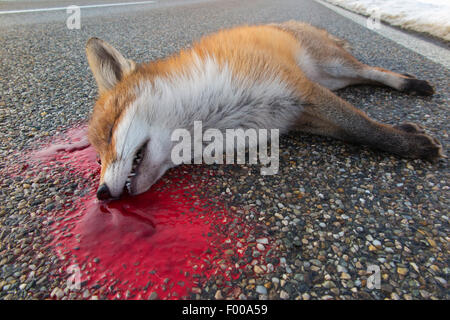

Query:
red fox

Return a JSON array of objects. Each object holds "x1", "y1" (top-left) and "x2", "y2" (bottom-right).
[{"x1": 86, "y1": 21, "x2": 443, "y2": 200}]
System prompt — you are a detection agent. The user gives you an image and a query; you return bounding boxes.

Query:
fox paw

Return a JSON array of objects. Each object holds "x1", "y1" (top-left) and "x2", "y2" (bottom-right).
[
  {"x1": 402, "y1": 78, "x2": 434, "y2": 96},
  {"x1": 408, "y1": 132, "x2": 444, "y2": 161},
  {"x1": 394, "y1": 122, "x2": 425, "y2": 134}
]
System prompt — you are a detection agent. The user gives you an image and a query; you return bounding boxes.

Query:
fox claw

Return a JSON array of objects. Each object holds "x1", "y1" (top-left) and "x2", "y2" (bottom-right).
[
  {"x1": 402, "y1": 78, "x2": 435, "y2": 96},
  {"x1": 394, "y1": 122, "x2": 426, "y2": 134}
]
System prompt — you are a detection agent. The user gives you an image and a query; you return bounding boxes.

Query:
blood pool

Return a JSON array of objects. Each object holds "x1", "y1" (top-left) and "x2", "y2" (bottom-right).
[{"x1": 26, "y1": 125, "x2": 275, "y2": 299}]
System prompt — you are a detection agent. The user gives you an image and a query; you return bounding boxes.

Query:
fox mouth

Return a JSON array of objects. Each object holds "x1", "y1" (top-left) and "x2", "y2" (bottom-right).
[{"x1": 125, "y1": 141, "x2": 147, "y2": 194}]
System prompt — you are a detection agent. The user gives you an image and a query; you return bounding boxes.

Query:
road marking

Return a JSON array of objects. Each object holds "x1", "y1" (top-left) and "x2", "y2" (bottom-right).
[
  {"x1": 0, "y1": 1, "x2": 156, "y2": 15},
  {"x1": 315, "y1": 0, "x2": 450, "y2": 69}
]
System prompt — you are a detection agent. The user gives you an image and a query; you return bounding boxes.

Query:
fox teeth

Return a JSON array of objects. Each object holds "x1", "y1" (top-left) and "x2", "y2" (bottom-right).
[
  {"x1": 125, "y1": 181, "x2": 131, "y2": 193},
  {"x1": 131, "y1": 145, "x2": 145, "y2": 172},
  {"x1": 125, "y1": 175, "x2": 132, "y2": 192},
  {"x1": 128, "y1": 142, "x2": 147, "y2": 190}
]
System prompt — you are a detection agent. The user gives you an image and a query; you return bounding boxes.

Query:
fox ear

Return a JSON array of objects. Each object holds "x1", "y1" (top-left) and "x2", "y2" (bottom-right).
[{"x1": 86, "y1": 37, "x2": 136, "y2": 93}]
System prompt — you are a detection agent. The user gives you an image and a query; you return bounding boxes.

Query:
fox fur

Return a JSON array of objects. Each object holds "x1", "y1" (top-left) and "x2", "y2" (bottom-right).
[{"x1": 86, "y1": 21, "x2": 443, "y2": 200}]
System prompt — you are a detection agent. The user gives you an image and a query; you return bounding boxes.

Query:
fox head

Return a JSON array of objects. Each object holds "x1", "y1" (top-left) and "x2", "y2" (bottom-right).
[{"x1": 86, "y1": 38, "x2": 175, "y2": 200}]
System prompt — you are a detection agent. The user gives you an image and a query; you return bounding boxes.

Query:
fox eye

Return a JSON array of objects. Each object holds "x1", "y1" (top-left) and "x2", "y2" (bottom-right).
[{"x1": 97, "y1": 157, "x2": 101, "y2": 165}]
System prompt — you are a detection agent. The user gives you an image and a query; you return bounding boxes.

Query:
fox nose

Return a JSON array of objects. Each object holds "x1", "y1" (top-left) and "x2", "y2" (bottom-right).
[{"x1": 96, "y1": 184, "x2": 111, "y2": 200}]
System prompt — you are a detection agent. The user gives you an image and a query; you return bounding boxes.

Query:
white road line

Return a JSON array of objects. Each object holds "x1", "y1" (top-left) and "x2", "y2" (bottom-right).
[
  {"x1": 315, "y1": 0, "x2": 450, "y2": 69},
  {"x1": 0, "y1": 1, "x2": 156, "y2": 14}
]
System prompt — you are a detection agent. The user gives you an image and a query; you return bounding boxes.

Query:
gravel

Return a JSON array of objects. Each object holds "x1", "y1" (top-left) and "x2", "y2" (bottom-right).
[{"x1": 0, "y1": 0, "x2": 448, "y2": 300}]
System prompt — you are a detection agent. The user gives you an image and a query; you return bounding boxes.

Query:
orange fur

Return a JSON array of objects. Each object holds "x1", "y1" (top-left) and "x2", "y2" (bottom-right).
[
  {"x1": 111, "y1": 25, "x2": 307, "y2": 96},
  {"x1": 88, "y1": 85, "x2": 135, "y2": 183}
]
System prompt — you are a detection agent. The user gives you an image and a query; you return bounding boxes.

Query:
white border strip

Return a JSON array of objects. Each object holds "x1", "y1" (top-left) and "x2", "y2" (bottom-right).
[
  {"x1": 0, "y1": 1, "x2": 156, "y2": 14},
  {"x1": 315, "y1": 0, "x2": 450, "y2": 69}
]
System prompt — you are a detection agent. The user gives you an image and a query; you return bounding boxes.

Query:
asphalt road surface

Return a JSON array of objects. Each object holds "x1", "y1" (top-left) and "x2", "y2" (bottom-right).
[{"x1": 0, "y1": 0, "x2": 448, "y2": 300}]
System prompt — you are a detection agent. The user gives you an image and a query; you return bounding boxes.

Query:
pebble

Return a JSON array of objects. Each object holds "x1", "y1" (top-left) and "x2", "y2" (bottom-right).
[
  {"x1": 434, "y1": 277, "x2": 446, "y2": 286},
  {"x1": 256, "y1": 285, "x2": 267, "y2": 295},
  {"x1": 397, "y1": 267, "x2": 408, "y2": 276},
  {"x1": 254, "y1": 265, "x2": 264, "y2": 274},
  {"x1": 372, "y1": 240, "x2": 382, "y2": 247},
  {"x1": 214, "y1": 290, "x2": 223, "y2": 300},
  {"x1": 279, "y1": 290, "x2": 289, "y2": 300},
  {"x1": 340, "y1": 272, "x2": 351, "y2": 280},
  {"x1": 148, "y1": 292, "x2": 158, "y2": 300},
  {"x1": 256, "y1": 238, "x2": 269, "y2": 244},
  {"x1": 50, "y1": 287, "x2": 64, "y2": 299},
  {"x1": 256, "y1": 243, "x2": 265, "y2": 251},
  {"x1": 82, "y1": 290, "x2": 90, "y2": 299},
  {"x1": 337, "y1": 265, "x2": 347, "y2": 273}
]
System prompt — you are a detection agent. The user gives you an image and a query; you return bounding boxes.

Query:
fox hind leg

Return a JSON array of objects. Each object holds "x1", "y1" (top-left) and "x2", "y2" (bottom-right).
[
  {"x1": 359, "y1": 66, "x2": 435, "y2": 95},
  {"x1": 300, "y1": 53, "x2": 435, "y2": 95},
  {"x1": 294, "y1": 82, "x2": 443, "y2": 160},
  {"x1": 278, "y1": 21, "x2": 435, "y2": 95}
]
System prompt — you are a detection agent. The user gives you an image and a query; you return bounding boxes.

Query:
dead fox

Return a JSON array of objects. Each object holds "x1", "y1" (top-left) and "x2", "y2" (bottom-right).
[{"x1": 86, "y1": 21, "x2": 443, "y2": 200}]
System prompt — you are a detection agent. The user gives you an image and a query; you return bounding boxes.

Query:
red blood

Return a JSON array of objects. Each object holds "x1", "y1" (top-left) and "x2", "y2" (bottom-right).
[
  {"x1": 24, "y1": 125, "x2": 276, "y2": 300},
  {"x1": 56, "y1": 177, "x2": 227, "y2": 300}
]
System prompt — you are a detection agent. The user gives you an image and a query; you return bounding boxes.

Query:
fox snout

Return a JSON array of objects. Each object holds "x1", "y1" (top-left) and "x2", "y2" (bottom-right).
[{"x1": 97, "y1": 183, "x2": 112, "y2": 200}]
